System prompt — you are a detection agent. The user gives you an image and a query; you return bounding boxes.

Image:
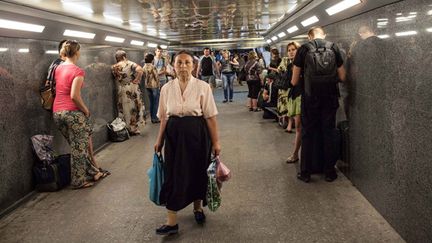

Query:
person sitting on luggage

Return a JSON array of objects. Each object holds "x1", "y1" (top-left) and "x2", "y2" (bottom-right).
[{"x1": 261, "y1": 73, "x2": 279, "y2": 120}]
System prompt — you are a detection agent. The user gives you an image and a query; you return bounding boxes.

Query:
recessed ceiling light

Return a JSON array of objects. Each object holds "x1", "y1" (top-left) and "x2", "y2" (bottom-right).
[
  {"x1": 278, "y1": 32, "x2": 286, "y2": 38},
  {"x1": 63, "y1": 29, "x2": 95, "y2": 39},
  {"x1": 395, "y1": 30, "x2": 417, "y2": 37},
  {"x1": 271, "y1": 36, "x2": 278, "y2": 41},
  {"x1": 46, "y1": 50, "x2": 59, "y2": 54},
  {"x1": 160, "y1": 45, "x2": 168, "y2": 49},
  {"x1": 105, "y1": 36, "x2": 125, "y2": 43},
  {"x1": 301, "y1": 16, "x2": 319, "y2": 27},
  {"x1": 0, "y1": 19, "x2": 45, "y2": 33},
  {"x1": 377, "y1": 34, "x2": 390, "y2": 39},
  {"x1": 130, "y1": 40, "x2": 144, "y2": 46},
  {"x1": 18, "y1": 48, "x2": 29, "y2": 53},
  {"x1": 425, "y1": 28, "x2": 432, "y2": 32},
  {"x1": 326, "y1": 0, "x2": 362, "y2": 16},
  {"x1": 287, "y1": 25, "x2": 299, "y2": 33},
  {"x1": 147, "y1": 43, "x2": 158, "y2": 48},
  {"x1": 377, "y1": 18, "x2": 388, "y2": 21},
  {"x1": 266, "y1": 39, "x2": 272, "y2": 44},
  {"x1": 0, "y1": 48, "x2": 8, "y2": 52}
]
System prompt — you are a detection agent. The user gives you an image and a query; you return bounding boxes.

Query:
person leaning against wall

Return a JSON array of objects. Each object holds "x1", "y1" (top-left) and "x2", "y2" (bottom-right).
[
  {"x1": 141, "y1": 53, "x2": 161, "y2": 124},
  {"x1": 153, "y1": 50, "x2": 221, "y2": 235},
  {"x1": 52, "y1": 40, "x2": 109, "y2": 189},
  {"x1": 111, "y1": 50, "x2": 145, "y2": 135}
]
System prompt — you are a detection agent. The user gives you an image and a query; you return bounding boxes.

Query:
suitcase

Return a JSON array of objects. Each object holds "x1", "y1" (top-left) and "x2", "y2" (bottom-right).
[{"x1": 33, "y1": 154, "x2": 71, "y2": 191}]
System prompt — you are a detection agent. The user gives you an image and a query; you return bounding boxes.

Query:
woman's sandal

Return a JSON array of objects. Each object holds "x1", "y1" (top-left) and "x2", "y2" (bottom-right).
[
  {"x1": 73, "y1": 182, "x2": 94, "y2": 189},
  {"x1": 99, "y1": 167, "x2": 111, "y2": 177},
  {"x1": 286, "y1": 156, "x2": 299, "y2": 163}
]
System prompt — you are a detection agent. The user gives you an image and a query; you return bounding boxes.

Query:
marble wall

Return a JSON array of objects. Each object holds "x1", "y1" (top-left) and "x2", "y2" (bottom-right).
[
  {"x1": 0, "y1": 37, "x2": 150, "y2": 214},
  {"x1": 321, "y1": 0, "x2": 432, "y2": 242}
]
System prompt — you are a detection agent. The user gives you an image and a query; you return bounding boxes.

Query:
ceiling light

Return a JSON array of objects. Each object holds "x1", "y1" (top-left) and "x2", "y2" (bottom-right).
[
  {"x1": 301, "y1": 16, "x2": 319, "y2": 27},
  {"x1": 271, "y1": 36, "x2": 278, "y2": 41},
  {"x1": 377, "y1": 18, "x2": 388, "y2": 21},
  {"x1": 409, "y1": 12, "x2": 417, "y2": 15},
  {"x1": 130, "y1": 40, "x2": 144, "y2": 46},
  {"x1": 293, "y1": 34, "x2": 308, "y2": 39},
  {"x1": 61, "y1": 1, "x2": 94, "y2": 14},
  {"x1": 428, "y1": 10, "x2": 432, "y2": 15},
  {"x1": 395, "y1": 31, "x2": 417, "y2": 37},
  {"x1": 159, "y1": 32, "x2": 167, "y2": 37},
  {"x1": 426, "y1": 28, "x2": 432, "y2": 32},
  {"x1": 287, "y1": 25, "x2": 299, "y2": 33},
  {"x1": 46, "y1": 50, "x2": 59, "y2": 54},
  {"x1": 287, "y1": 4, "x2": 298, "y2": 14},
  {"x1": 18, "y1": 48, "x2": 29, "y2": 53},
  {"x1": 377, "y1": 22, "x2": 388, "y2": 25},
  {"x1": 63, "y1": 29, "x2": 95, "y2": 39},
  {"x1": 147, "y1": 42, "x2": 158, "y2": 48},
  {"x1": 105, "y1": 36, "x2": 125, "y2": 43},
  {"x1": 377, "y1": 34, "x2": 390, "y2": 39},
  {"x1": 278, "y1": 32, "x2": 286, "y2": 38},
  {"x1": 0, "y1": 19, "x2": 45, "y2": 33},
  {"x1": 326, "y1": 0, "x2": 362, "y2": 16},
  {"x1": 160, "y1": 45, "x2": 168, "y2": 49},
  {"x1": 0, "y1": 48, "x2": 8, "y2": 52},
  {"x1": 266, "y1": 39, "x2": 272, "y2": 44}
]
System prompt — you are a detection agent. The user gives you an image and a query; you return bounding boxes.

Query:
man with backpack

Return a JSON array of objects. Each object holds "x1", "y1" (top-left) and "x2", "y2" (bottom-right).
[
  {"x1": 196, "y1": 47, "x2": 217, "y2": 88},
  {"x1": 290, "y1": 27, "x2": 346, "y2": 183}
]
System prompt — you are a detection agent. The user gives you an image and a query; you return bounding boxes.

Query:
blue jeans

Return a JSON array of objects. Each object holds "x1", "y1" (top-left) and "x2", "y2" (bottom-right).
[
  {"x1": 147, "y1": 88, "x2": 160, "y2": 121},
  {"x1": 221, "y1": 72, "x2": 235, "y2": 100}
]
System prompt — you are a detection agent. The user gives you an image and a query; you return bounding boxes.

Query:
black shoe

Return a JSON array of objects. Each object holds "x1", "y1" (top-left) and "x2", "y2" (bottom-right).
[
  {"x1": 229, "y1": 99, "x2": 233, "y2": 102},
  {"x1": 249, "y1": 108, "x2": 253, "y2": 111},
  {"x1": 297, "y1": 172, "x2": 311, "y2": 183},
  {"x1": 156, "y1": 224, "x2": 179, "y2": 235},
  {"x1": 325, "y1": 171, "x2": 338, "y2": 182},
  {"x1": 223, "y1": 100, "x2": 228, "y2": 103},
  {"x1": 193, "y1": 209, "x2": 206, "y2": 224}
]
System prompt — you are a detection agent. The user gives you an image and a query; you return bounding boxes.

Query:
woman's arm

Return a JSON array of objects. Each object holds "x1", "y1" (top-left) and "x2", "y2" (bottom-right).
[
  {"x1": 133, "y1": 65, "x2": 143, "y2": 84},
  {"x1": 205, "y1": 116, "x2": 221, "y2": 156},
  {"x1": 291, "y1": 65, "x2": 301, "y2": 86},
  {"x1": 154, "y1": 118, "x2": 167, "y2": 152},
  {"x1": 70, "y1": 76, "x2": 90, "y2": 117}
]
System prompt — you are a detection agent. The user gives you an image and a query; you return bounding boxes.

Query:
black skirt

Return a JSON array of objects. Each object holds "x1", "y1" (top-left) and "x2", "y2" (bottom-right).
[{"x1": 160, "y1": 116, "x2": 212, "y2": 211}]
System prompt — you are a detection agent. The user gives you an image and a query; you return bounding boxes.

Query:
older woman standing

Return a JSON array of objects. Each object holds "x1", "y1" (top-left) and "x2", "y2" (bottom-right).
[
  {"x1": 111, "y1": 50, "x2": 144, "y2": 135},
  {"x1": 53, "y1": 40, "x2": 105, "y2": 189},
  {"x1": 244, "y1": 51, "x2": 263, "y2": 111},
  {"x1": 154, "y1": 50, "x2": 221, "y2": 235}
]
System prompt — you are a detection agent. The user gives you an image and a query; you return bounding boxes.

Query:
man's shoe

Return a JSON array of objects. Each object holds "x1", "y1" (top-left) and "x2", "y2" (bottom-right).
[
  {"x1": 325, "y1": 171, "x2": 338, "y2": 182},
  {"x1": 193, "y1": 209, "x2": 206, "y2": 224},
  {"x1": 156, "y1": 224, "x2": 178, "y2": 235},
  {"x1": 297, "y1": 172, "x2": 311, "y2": 183},
  {"x1": 229, "y1": 99, "x2": 233, "y2": 102},
  {"x1": 223, "y1": 100, "x2": 228, "y2": 103}
]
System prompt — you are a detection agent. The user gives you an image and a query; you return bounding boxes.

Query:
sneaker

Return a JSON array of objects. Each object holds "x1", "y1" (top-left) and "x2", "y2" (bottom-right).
[
  {"x1": 193, "y1": 209, "x2": 206, "y2": 224},
  {"x1": 156, "y1": 224, "x2": 179, "y2": 235}
]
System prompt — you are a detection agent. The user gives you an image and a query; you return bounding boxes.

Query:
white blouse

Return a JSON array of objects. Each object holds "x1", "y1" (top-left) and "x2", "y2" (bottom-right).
[{"x1": 157, "y1": 77, "x2": 218, "y2": 120}]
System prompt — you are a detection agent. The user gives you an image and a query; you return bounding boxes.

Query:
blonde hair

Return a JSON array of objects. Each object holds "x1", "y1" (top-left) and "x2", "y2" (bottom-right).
[
  {"x1": 287, "y1": 41, "x2": 300, "y2": 50},
  {"x1": 248, "y1": 51, "x2": 258, "y2": 60},
  {"x1": 61, "y1": 40, "x2": 80, "y2": 58}
]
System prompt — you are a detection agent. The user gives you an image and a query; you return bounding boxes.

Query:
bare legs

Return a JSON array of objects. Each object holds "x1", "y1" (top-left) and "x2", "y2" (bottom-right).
[
  {"x1": 164, "y1": 200, "x2": 202, "y2": 226},
  {"x1": 290, "y1": 115, "x2": 302, "y2": 160}
]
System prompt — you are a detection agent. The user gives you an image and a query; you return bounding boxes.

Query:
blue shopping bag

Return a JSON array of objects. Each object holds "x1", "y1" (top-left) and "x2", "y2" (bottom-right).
[{"x1": 147, "y1": 153, "x2": 164, "y2": 205}]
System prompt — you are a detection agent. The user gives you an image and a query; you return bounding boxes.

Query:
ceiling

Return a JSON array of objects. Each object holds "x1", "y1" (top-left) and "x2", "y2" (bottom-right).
[{"x1": 1, "y1": 0, "x2": 401, "y2": 49}]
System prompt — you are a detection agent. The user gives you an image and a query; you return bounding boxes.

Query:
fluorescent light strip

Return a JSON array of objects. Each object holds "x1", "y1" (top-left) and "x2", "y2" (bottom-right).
[
  {"x1": 0, "y1": 48, "x2": 8, "y2": 52},
  {"x1": 278, "y1": 32, "x2": 286, "y2": 38},
  {"x1": 105, "y1": 36, "x2": 125, "y2": 43},
  {"x1": 0, "y1": 19, "x2": 45, "y2": 33},
  {"x1": 266, "y1": 39, "x2": 272, "y2": 44},
  {"x1": 271, "y1": 36, "x2": 278, "y2": 41},
  {"x1": 326, "y1": 0, "x2": 362, "y2": 16},
  {"x1": 287, "y1": 25, "x2": 299, "y2": 33},
  {"x1": 147, "y1": 43, "x2": 158, "y2": 48},
  {"x1": 425, "y1": 28, "x2": 432, "y2": 32},
  {"x1": 395, "y1": 31, "x2": 417, "y2": 37},
  {"x1": 130, "y1": 40, "x2": 144, "y2": 46},
  {"x1": 428, "y1": 10, "x2": 432, "y2": 16},
  {"x1": 18, "y1": 48, "x2": 29, "y2": 53},
  {"x1": 301, "y1": 16, "x2": 319, "y2": 27},
  {"x1": 160, "y1": 45, "x2": 168, "y2": 49},
  {"x1": 377, "y1": 18, "x2": 388, "y2": 21},
  {"x1": 63, "y1": 29, "x2": 95, "y2": 39},
  {"x1": 377, "y1": 34, "x2": 390, "y2": 39},
  {"x1": 46, "y1": 50, "x2": 59, "y2": 54}
]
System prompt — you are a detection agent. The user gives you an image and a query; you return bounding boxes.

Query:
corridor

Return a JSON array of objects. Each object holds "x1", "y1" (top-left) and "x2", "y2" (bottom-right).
[{"x1": 0, "y1": 87, "x2": 404, "y2": 242}]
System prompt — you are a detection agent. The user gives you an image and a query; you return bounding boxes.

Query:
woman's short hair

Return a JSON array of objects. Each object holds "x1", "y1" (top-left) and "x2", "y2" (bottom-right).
[
  {"x1": 248, "y1": 51, "x2": 258, "y2": 60},
  {"x1": 287, "y1": 41, "x2": 301, "y2": 50},
  {"x1": 115, "y1": 50, "x2": 127, "y2": 62},
  {"x1": 144, "y1": 53, "x2": 154, "y2": 63},
  {"x1": 270, "y1": 48, "x2": 279, "y2": 55},
  {"x1": 60, "y1": 40, "x2": 80, "y2": 58},
  {"x1": 221, "y1": 50, "x2": 230, "y2": 56},
  {"x1": 174, "y1": 50, "x2": 194, "y2": 62}
]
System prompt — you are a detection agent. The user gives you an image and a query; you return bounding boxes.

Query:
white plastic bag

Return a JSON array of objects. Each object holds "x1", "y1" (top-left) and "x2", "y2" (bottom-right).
[{"x1": 110, "y1": 117, "x2": 126, "y2": 132}]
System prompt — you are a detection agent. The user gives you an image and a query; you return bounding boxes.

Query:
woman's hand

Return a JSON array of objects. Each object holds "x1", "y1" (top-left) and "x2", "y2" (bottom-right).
[
  {"x1": 83, "y1": 109, "x2": 90, "y2": 117},
  {"x1": 212, "y1": 142, "x2": 221, "y2": 156},
  {"x1": 154, "y1": 139, "x2": 163, "y2": 152}
]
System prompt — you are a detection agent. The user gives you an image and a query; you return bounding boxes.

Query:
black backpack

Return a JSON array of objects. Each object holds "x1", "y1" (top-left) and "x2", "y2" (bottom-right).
[{"x1": 304, "y1": 40, "x2": 338, "y2": 96}]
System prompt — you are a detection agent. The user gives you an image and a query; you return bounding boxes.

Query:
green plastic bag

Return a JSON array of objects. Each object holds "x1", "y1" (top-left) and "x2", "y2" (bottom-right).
[{"x1": 207, "y1": 159, "x2": 221, "y2": 212}]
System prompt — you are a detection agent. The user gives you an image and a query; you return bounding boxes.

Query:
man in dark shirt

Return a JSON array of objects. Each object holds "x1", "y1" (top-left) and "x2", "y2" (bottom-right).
[
  {"x1": 291, "y1": 27, "x2": 346, "y2": 183},
  {"x1": 196, "y1": 47, "x2": 217, "y2": 88}
]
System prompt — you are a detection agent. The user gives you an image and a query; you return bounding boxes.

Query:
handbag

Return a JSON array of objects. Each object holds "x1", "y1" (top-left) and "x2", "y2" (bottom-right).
[
  {"x1": 272, "y1": 72, "x2": 289, "y2": 90},
  {"x1": 215, "y1": 156, "x2": 231, "y2": 183},
  {"x1": 147, "y1": 153, "x2": 165, "y2": 206},
  {"x1": 40, "y1": 85, "x2": 55, "y2": 111},
  {"x1": 107, "y1": 118, "x2": 130, "y2": 142},
  {"x1": 206, "y1": 159, "x2": 221, "y2": 212}
]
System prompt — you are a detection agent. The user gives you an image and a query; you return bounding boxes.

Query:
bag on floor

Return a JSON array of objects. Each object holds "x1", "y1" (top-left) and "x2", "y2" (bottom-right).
[
  {"x1": 207, "y1": 160, "x2": 221, "y2": 212},
  {"x1": 148, "y1": 153, "x2": 165, "y2": 206},
  {"x1": 32, "y1": 154, "x2": 71, "y2": 192},
  {"x1": 107, "y1": 118, "x2": 130, "y2": 142}
]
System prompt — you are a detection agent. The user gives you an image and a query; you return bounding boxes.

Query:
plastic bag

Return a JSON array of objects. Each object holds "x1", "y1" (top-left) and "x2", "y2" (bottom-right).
[
  {"x1": 147, "y1": 153, "x2": 165, "y2": 206},
  {"x1": 206, "y1": 160, "x2": 221, "y2": 212}
]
